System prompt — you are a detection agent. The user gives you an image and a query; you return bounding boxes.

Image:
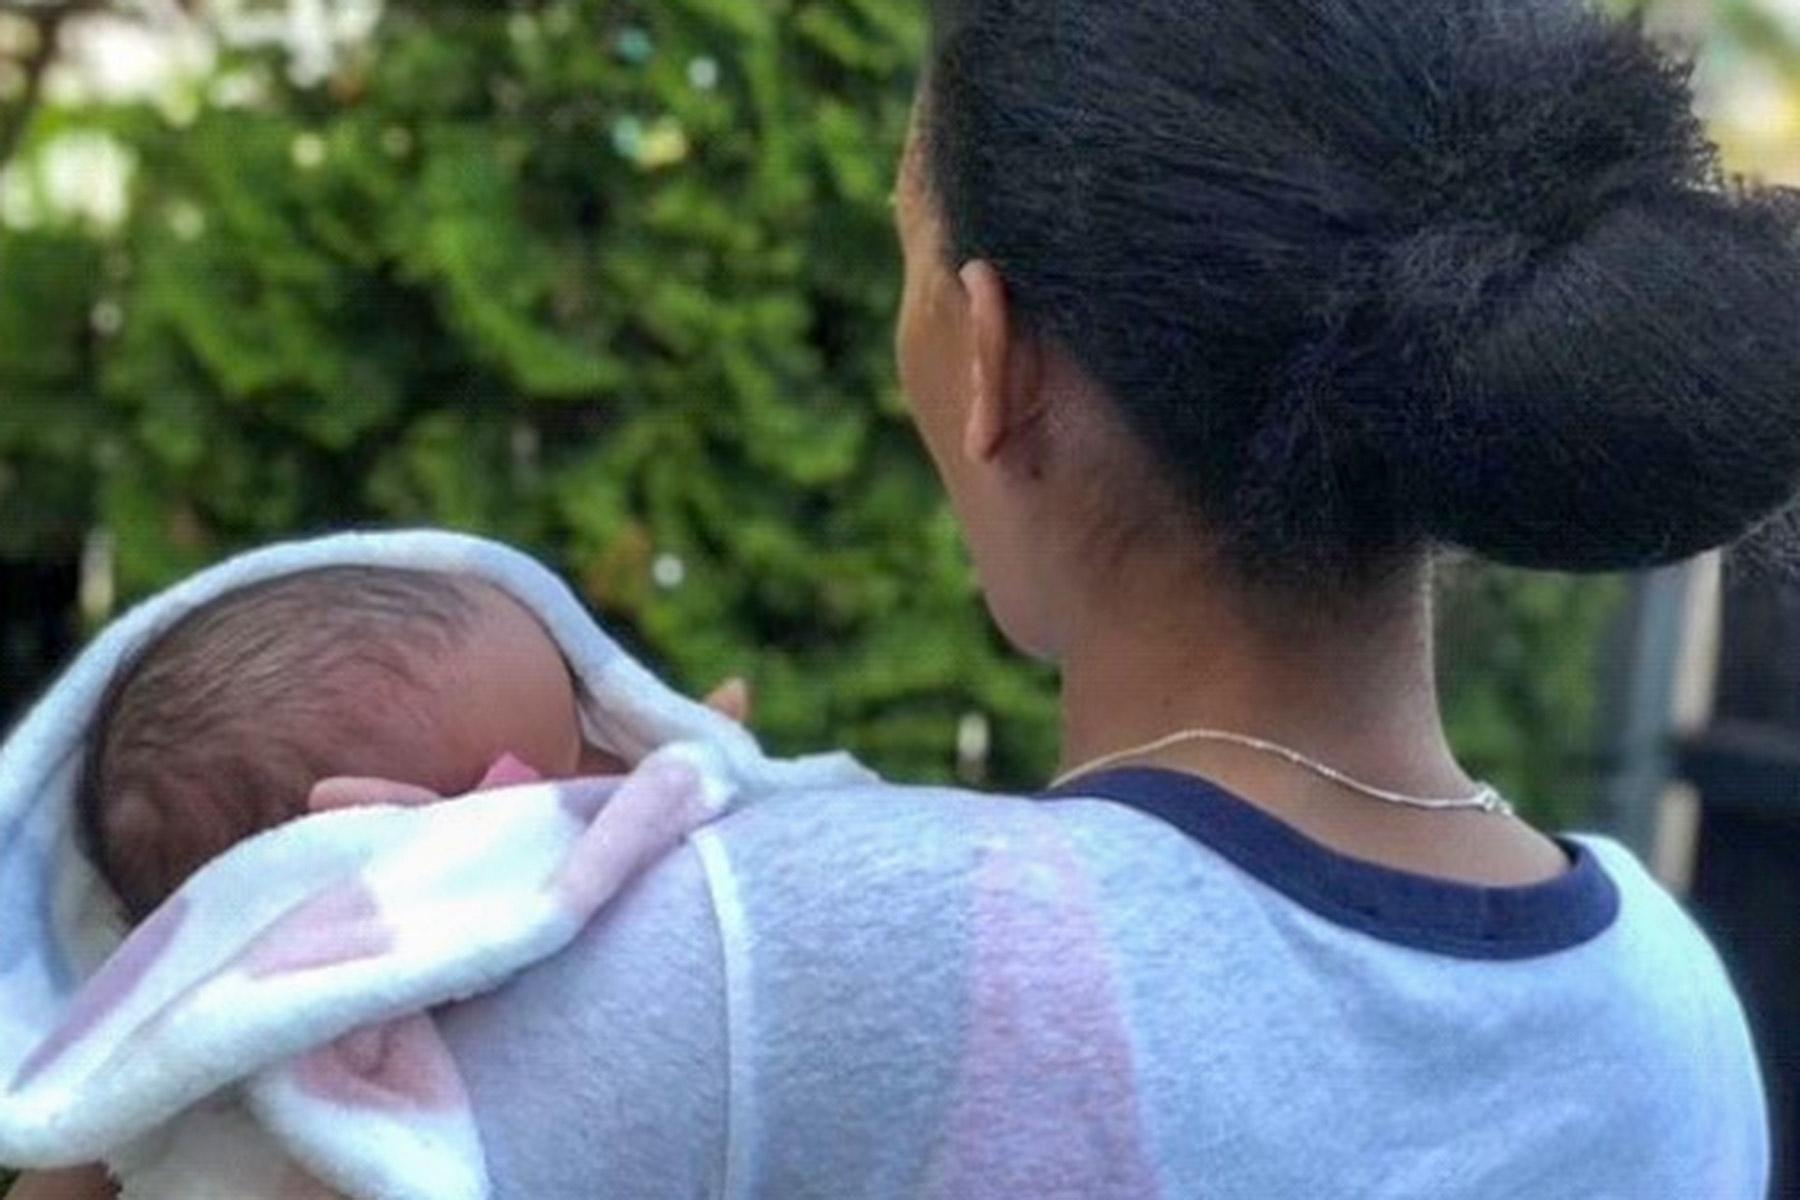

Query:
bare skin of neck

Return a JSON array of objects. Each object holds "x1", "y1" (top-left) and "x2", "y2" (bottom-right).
[{"x1": 1055, "y1": 553, "x2": 1571, "y2": 887}]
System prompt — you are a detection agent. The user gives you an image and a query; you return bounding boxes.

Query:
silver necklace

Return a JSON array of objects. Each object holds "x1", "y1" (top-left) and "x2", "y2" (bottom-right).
[{"x1": 1049, "y1": 728, "x2": 1515, "y2": 818}]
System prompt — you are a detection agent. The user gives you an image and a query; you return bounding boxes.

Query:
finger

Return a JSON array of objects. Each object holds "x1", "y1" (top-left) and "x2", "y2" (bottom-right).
[
  {"x1": 306, "y1": 776, "x2": 443, "y2": 813},
  {"x1": 703, "y1": 677, "x2": 750, "y2": 724}
]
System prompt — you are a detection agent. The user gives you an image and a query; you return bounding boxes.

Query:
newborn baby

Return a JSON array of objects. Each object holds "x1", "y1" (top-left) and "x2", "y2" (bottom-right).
[
  {"x1": 39, "y1": 563, "x2": 744, "y2": 1200},
  {"x1": 75, "y1": 564, "x2": 636, "y2": 923}
]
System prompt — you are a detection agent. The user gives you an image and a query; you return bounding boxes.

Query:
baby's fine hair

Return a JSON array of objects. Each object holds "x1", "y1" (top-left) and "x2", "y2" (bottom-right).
[{"x1": 77, "y1": 565, "x2": 489, "y2": 922}]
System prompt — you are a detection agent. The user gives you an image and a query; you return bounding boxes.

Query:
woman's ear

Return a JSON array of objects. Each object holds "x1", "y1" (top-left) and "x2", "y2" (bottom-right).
[{"x1": 958, "y1": 260, "x2": 1046, "y2": 471}]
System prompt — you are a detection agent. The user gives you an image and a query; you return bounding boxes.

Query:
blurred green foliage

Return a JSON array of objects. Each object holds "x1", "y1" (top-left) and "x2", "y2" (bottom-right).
[
  {"x1": 1437, "y1": 560, "x2": 1625, "y2": 828},
  {"x1": 0, "y1": 0, "x2": 1067, "y2": 790},
  {"x1": 0, "y1": 0, "x2": 1635, "y2": 818}
]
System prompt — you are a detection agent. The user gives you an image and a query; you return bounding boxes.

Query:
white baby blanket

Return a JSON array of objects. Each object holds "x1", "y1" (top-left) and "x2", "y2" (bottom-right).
[{"x1": 0, "y1": 529, "x2": 878, "y2": 1199}]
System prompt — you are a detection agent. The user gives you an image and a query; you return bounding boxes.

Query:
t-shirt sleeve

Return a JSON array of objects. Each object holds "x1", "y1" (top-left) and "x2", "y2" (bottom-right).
[{"x1": 433, "y1": 841, "x2": 729, "y2": 1200}]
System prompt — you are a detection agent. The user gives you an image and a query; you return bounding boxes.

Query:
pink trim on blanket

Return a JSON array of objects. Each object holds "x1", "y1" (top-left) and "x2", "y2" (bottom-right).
[
  {"x1": 292, "y1": 1014, "x2": 469, "y2": 1113},
  {"x1": 241, "y1": 880, "x2": 393, "y2": 980},
  {"x1": 550, "y1": 760, "x2": 701, "y2": 918},
  {"x1": 11, "y1": 896, "x2": 190, "y2": 1088}
]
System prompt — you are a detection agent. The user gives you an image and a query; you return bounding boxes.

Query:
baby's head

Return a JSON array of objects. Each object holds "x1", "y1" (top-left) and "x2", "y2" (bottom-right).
[{"x1": 77, "y1": 566, "x2": 603, "y2": 921}]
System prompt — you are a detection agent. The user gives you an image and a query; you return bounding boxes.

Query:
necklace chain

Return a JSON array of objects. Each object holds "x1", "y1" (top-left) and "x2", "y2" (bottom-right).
[{"x1": 1049, "y1": 728, "x2": 1515, "y2": 818}]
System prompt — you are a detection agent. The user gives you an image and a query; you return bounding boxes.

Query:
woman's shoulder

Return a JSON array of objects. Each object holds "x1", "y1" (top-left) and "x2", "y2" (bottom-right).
[
  {"x1": 1566, "y1": 832, "x2": 1758, "y2": 1007},
  {"x1": 437, "y1": 783, "x2": 1219, "y2": 1196},
  {"x1": 697, "y1": 779, "x2": 1205, "y2": 901},
  {"x1": 683, "y1": 780, "x2": 1257, "y2": 989}
]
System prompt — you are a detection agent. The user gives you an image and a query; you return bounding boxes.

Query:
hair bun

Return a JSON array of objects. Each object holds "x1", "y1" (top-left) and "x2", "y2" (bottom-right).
[
  {"x1": 1397, "y1": 184, "x2": 1800, "y2": 572},
  {"x1": 923, "y1": 0, "x2": 1800, "y2": 587}
]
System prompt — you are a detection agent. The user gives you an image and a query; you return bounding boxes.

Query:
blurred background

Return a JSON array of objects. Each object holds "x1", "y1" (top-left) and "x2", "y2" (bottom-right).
[{"x1": 0, "y1": 0, "x2": 1797, "y2": 1191}]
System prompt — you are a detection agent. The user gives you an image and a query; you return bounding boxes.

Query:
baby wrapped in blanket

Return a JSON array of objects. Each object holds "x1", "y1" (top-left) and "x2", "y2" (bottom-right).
[
  {"x1": 78, "y1": 566, "x2": 644, "y2": 1200},
  {"x1": 83, "y1": 565, "x2": 636, "y2": 926},
  {"x1": 0, "y1": 531, "x2": 877, "y2": 1200}
]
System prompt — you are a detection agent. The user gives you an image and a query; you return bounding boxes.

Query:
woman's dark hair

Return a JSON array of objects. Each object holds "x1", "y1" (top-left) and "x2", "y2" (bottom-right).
[{"x1": 920, "y1": 0, "x2": 1800, "y2": 590}]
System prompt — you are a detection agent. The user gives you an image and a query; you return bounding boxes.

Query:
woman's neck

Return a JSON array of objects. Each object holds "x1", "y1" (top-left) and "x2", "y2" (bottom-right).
[
  {"x1": 1055, "y1": 556, "x2": 1473, "y2": 800},
  {"x1": 1051, "y1": 554, "x2": 1576, "y2": 886}
]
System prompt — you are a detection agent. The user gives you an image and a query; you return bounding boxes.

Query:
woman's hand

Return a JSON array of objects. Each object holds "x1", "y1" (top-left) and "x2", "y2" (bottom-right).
[
  {"x1": 4, "y1": 1158, "x2": 351, "y2": 1200},
  {"x1": 3, "y1": 1166, "x2": 118, "y2": 1200}
]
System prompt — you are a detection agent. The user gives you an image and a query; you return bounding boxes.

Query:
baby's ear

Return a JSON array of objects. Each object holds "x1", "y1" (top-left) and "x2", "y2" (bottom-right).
[{"x1": 306, "y1": 777, "x2": 443, "y2": 813}]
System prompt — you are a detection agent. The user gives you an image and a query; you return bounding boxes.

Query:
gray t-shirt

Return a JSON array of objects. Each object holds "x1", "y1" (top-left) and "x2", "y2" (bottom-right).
[{"x1": 438, "y1": 767, "x2": 1769, "y2": 1198}]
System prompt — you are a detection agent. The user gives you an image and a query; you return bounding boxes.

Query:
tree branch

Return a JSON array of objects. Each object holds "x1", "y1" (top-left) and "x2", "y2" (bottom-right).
[{"x1": 0, "y1": 0, "x2": 116, "y2": 166}]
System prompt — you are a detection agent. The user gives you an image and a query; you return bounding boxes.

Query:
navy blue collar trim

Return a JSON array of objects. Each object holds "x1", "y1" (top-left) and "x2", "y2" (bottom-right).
[{"x1": 1035, "y1": 766, "x2": 1620, "y2": 961}]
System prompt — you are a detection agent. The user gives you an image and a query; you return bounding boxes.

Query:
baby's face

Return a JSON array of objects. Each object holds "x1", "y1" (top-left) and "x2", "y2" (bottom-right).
[{"x1": 408, "y1": 584, "x2": 628, "y2": 792}]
